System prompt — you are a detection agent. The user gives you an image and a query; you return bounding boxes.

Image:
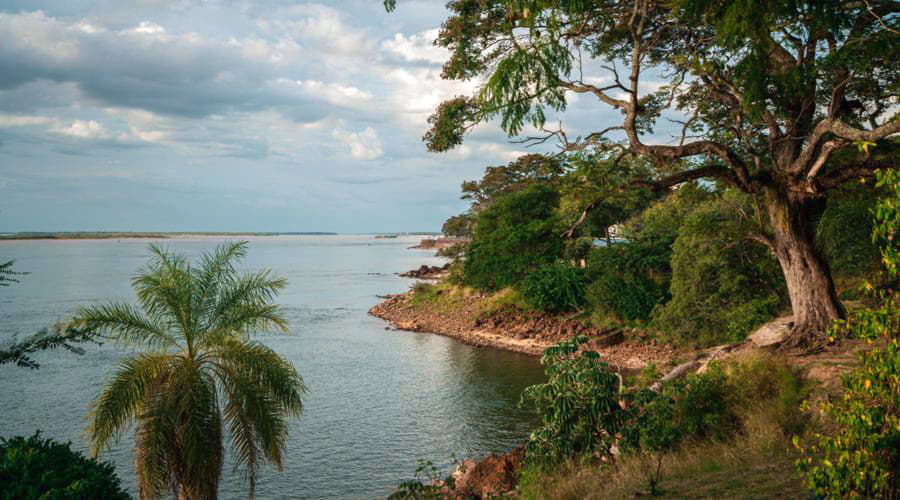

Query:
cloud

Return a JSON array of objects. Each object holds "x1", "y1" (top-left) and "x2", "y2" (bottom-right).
[
  {"x1": 0, "y1": 114, "x2": 54, "y2": 127},
  {"x1": 331, "y1": 126, "x2": 383, "y2": 160},
  {"x1": 51, "y1": 119, "x2": 110, "y2": 139},
  {"x1": 382, "y1": 29, "x2": 446, "y2": 64}
]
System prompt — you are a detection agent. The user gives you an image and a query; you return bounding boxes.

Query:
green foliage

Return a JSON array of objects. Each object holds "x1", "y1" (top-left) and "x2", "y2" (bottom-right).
[
  {"x1": 0, "y1": 432, "x2": 129, "y2": 500},
  {"x1": 441, "y1": 214, "x2": 473, "y2": 239},
  {"x1": 581, "y1": 185, "x2": 713, "y2": 323},
  {"x1": 70, "y1": 242, "x2": 305, "y2": 499},
  {"x1": 563, "y1": 236, "x2": 594, "y2": 261},
  {"x1": 521, "y1": 335, "x2": 809, "y2": 480},
  {"x1": 387, "y1": 459, "x2": 453, "y2": 499},
  {"x1": 798, "y1": 169, "x2": 900, "y2": 499},
  {"x1": 652, "y1": 189, "x2": 786, "y2": 346},
  {"x1": 0, "y1": 324, "x2": 99, "y2": 371},
  {"x1": 519, "y1": 336, "x2": 626, "y2": 467},
  {"x1": 463, "y1": 184, "x2": 563, "y2": 291},
  {"x1": 0, "y1": 260, "x2": 21, "y2": 286},
  {"x1": 423, "y1": 96, "x2": 475, "y2": 153},
  {"x1": 815, "y1": 191, "x2": 880, "y2": 276},
  {"x1": 461, "y1": 154, "x2": 563, "y2": 210},
  {"x1": 519, "y1": 262, "x2": 587, "y2": 313},
  {"x1": 556, "y1": 153, "x2": 659, "y2": 241},
  {"x1": 585, "y1": 243, "x2": 669, "y2": 322}
]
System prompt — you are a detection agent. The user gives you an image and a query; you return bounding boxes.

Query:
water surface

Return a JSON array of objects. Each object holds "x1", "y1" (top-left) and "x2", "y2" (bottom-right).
[{"x1": 0, "y1": 236, "x2": 545, "y2": 499}]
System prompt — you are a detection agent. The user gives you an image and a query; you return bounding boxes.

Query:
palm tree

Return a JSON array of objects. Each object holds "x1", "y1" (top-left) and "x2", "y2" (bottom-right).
[{"x1": 70, "y1": 242, "x2": 305, "y2": 500}]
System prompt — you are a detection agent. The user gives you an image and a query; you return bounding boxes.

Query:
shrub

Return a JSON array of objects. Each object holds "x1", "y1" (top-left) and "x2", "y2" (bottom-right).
[
  {"x1": 463, "y1": 184, "x2": 563, "y2": 291},
  {"x1": 519, "y1": 262, "x2": 587, "y2": 313},
  {"x1": 815, "y1": 190, "x2": 880, "y2": 276},
  {"x1": 0, "y1": 432, "x2": 129, "y2": 499},
  {"x1": 652, "y1": 189, "x2": 786, "y2": 346},
  {"x1": 585, "y1": 243, "x2": 668, "y2": 322},
  {"x1": 797, "y1": 169, "x2": 900, "y2": 499},
  {"x1": 519, "y1": 336, "x2": 626, "y2": 467}
]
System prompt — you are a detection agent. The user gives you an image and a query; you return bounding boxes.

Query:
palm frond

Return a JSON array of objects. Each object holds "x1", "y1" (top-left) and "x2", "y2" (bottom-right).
[
  {"x1": 71, "y1": 302, "x2": 176, "y2": 349},
  {"x1": 134, "y1": 382, "x2": 177, "y2": 498},
  {"x1": 192, "y1": 242, "x2": 247, "y2": 328},
  {"x1": 212, "y1": 340, "x2": 305, "y2": 415},
  {"x1": 210, "y1": 340, "x2": 304, "y2": 495},
  {"x1": 204, "y1": 270, "x2": 288, "y2": 339},
  {"x1": 133, "y1": 245, "x2": 195, "y2": 339},
  {"x1": 87, "y1": 353, "x2": 172, "y2": 457},
  {"x1": 171, "y1": 362, "x2": 223, "y2": 499},
  {"x1": 214, "y1": 361, "x2": 289, "y2": 497}
]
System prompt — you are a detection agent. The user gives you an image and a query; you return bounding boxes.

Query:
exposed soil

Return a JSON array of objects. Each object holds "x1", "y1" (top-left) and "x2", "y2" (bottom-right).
[{"x1": 369, "y1": 290, "x2": 678, "y2": 370}]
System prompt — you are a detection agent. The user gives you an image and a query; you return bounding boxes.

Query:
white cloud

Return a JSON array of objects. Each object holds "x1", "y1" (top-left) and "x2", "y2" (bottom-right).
[
  {"x1": 129, "y1": 21, "x2": 166, "y2": 36},
  {"x1": 52, "y1": 119, "x2": 110, "y2": 139},
  {"x1": 293, "y1": 79, "x2": 373, "y2": 107},
  {"x1": 331, "y1": 127, "x2": 383, "y2": 160},
  {"x1": 0, "y1": 114, "x2": 55, "y2": 127},
  {"x1": 477, "y1": 143, "x2": 528, "y2": 163},
  {"x1": 382, "y1": 29, "x2": 446, "y2": 64},
  {"x1": 256, "y1": 5, "x2": 373, "y2": 57}
]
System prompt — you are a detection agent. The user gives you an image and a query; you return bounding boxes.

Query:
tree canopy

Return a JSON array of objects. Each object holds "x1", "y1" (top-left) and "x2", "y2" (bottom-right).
[{"x1": 405, "y1": 0, "x2": 900, "y2": 344}]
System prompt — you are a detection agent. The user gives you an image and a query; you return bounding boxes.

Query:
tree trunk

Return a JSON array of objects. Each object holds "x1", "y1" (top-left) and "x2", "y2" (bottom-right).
[{"x1": 765, "y1": 188, "x2": 844, "y2": 349}]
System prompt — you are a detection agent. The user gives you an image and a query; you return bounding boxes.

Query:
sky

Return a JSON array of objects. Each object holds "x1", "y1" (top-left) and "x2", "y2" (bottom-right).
[{"x1": 0, "y1": 0, "x2": 625, "y2": 233}]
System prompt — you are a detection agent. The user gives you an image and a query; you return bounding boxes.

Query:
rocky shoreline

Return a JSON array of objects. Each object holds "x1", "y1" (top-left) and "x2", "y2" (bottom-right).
[{"x1": 369, "y1": 289, "x2": 678, "y2": 370}]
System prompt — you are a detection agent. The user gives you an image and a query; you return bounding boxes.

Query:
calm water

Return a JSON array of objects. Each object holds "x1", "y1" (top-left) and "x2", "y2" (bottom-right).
[{"x1": 0, "y1": 236, "x2": 545, "y2": 499}]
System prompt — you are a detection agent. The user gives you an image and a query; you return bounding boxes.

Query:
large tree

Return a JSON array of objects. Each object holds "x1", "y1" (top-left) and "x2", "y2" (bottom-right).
[{"x1": 411, "y1": 0, "x2": 899, "y2": 347}]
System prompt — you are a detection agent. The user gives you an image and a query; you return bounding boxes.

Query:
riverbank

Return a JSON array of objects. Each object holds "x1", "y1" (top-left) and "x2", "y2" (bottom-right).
[{"x1": 369, "y1": 286, "x2": 678, "y2": 370}]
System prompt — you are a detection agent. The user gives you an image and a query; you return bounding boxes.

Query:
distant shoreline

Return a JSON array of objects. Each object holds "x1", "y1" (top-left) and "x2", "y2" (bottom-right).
[{"x1": 0, "y1": 231, "x2": 340, "y2": 241}]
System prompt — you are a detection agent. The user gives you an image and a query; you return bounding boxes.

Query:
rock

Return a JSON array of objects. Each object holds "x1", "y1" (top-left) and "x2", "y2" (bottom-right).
[
  {"x1": 749, "y1": 315, "x2": 794, "y2": 347},
  {"x1": 593, "y1": 329, "x2": 625, "y2": 347},
  {"x1": 398, "y1": 263, "x2": 450, "y2": 279},
  {"x1": 452, "y1": 447, "x2": 525, "y2": 498}
]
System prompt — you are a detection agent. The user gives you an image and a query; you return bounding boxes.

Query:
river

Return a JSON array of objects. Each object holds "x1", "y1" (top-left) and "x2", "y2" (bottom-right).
[{"x1": 0, "y1": 235, "x2": 545, "y2": 499}]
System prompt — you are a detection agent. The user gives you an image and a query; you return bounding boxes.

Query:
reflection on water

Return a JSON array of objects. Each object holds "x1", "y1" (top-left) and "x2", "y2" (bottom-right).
[{"x1": 0, "y1": 236, "x2": 546, "y2": 499}]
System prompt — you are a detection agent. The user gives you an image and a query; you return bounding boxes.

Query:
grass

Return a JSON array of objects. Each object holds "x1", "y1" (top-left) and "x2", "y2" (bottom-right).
[
  {"x1": 477, "y1": 287, "x2": 531, "y2": 316},
  {"x1": 518, "y1": 405, "x2": 806, "y2": 499},
  {"x1": 408, "y1": 282, "x2": 476, "y2": 311},
  {"x1": 517, "y1": 352, "x2": 812, "y2": 499}
]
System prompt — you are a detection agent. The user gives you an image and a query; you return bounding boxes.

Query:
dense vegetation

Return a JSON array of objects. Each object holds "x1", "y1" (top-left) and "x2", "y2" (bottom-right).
[
  {"x1": 420, "y1": 0, "x2": 899, "y2": 348},
  {"x1": 519, "y1": 336, "x2": 807, "y2": 464},
  {"x1": 0, "y1": 433, "x2": 129, "y2": 499},
  {"x1": 797, "y1": 169, "x2": 899, "y2": 498},
  {"x1": 463, "y1": 184, "x2": 564, "y2": 291},
  {"x1": 440, "y1": 152, "x2": 887, "y2": 347}
]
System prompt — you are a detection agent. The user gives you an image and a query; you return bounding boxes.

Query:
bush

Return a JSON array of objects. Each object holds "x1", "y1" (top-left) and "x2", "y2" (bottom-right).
[
  {"x1": 585, "y1": 243, "x2": 669, "y2": 322},
  {"x1": 0, "y1": 432, "x2": 129, "y2": 499},
  {"x1": 519, "y1": 336, "x2": 626, "y2": 467},
  {"x1": 815, "y1": 190, "x2": 880, "y2": 276},
  {"x1": 651, "y1": 189, "x2": 786, "y2": 346},
  {"x1": 797, "y1": 169, "x2": 900, "y2": 499},
  {"x1": 519, "y1": 262, "x2": 587, "y2": 313},
  {"x1": 520, "y1": 336, "x2": 809, "y2": 492},
  {"x1": 463, "y1": 184, "x2": 563, "y2": 291}
]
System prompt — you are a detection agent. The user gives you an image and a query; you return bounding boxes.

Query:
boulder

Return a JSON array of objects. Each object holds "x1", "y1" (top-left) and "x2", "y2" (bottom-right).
[{"x1": 748, "y1": 315, "x2": 794, "y2": 348}]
